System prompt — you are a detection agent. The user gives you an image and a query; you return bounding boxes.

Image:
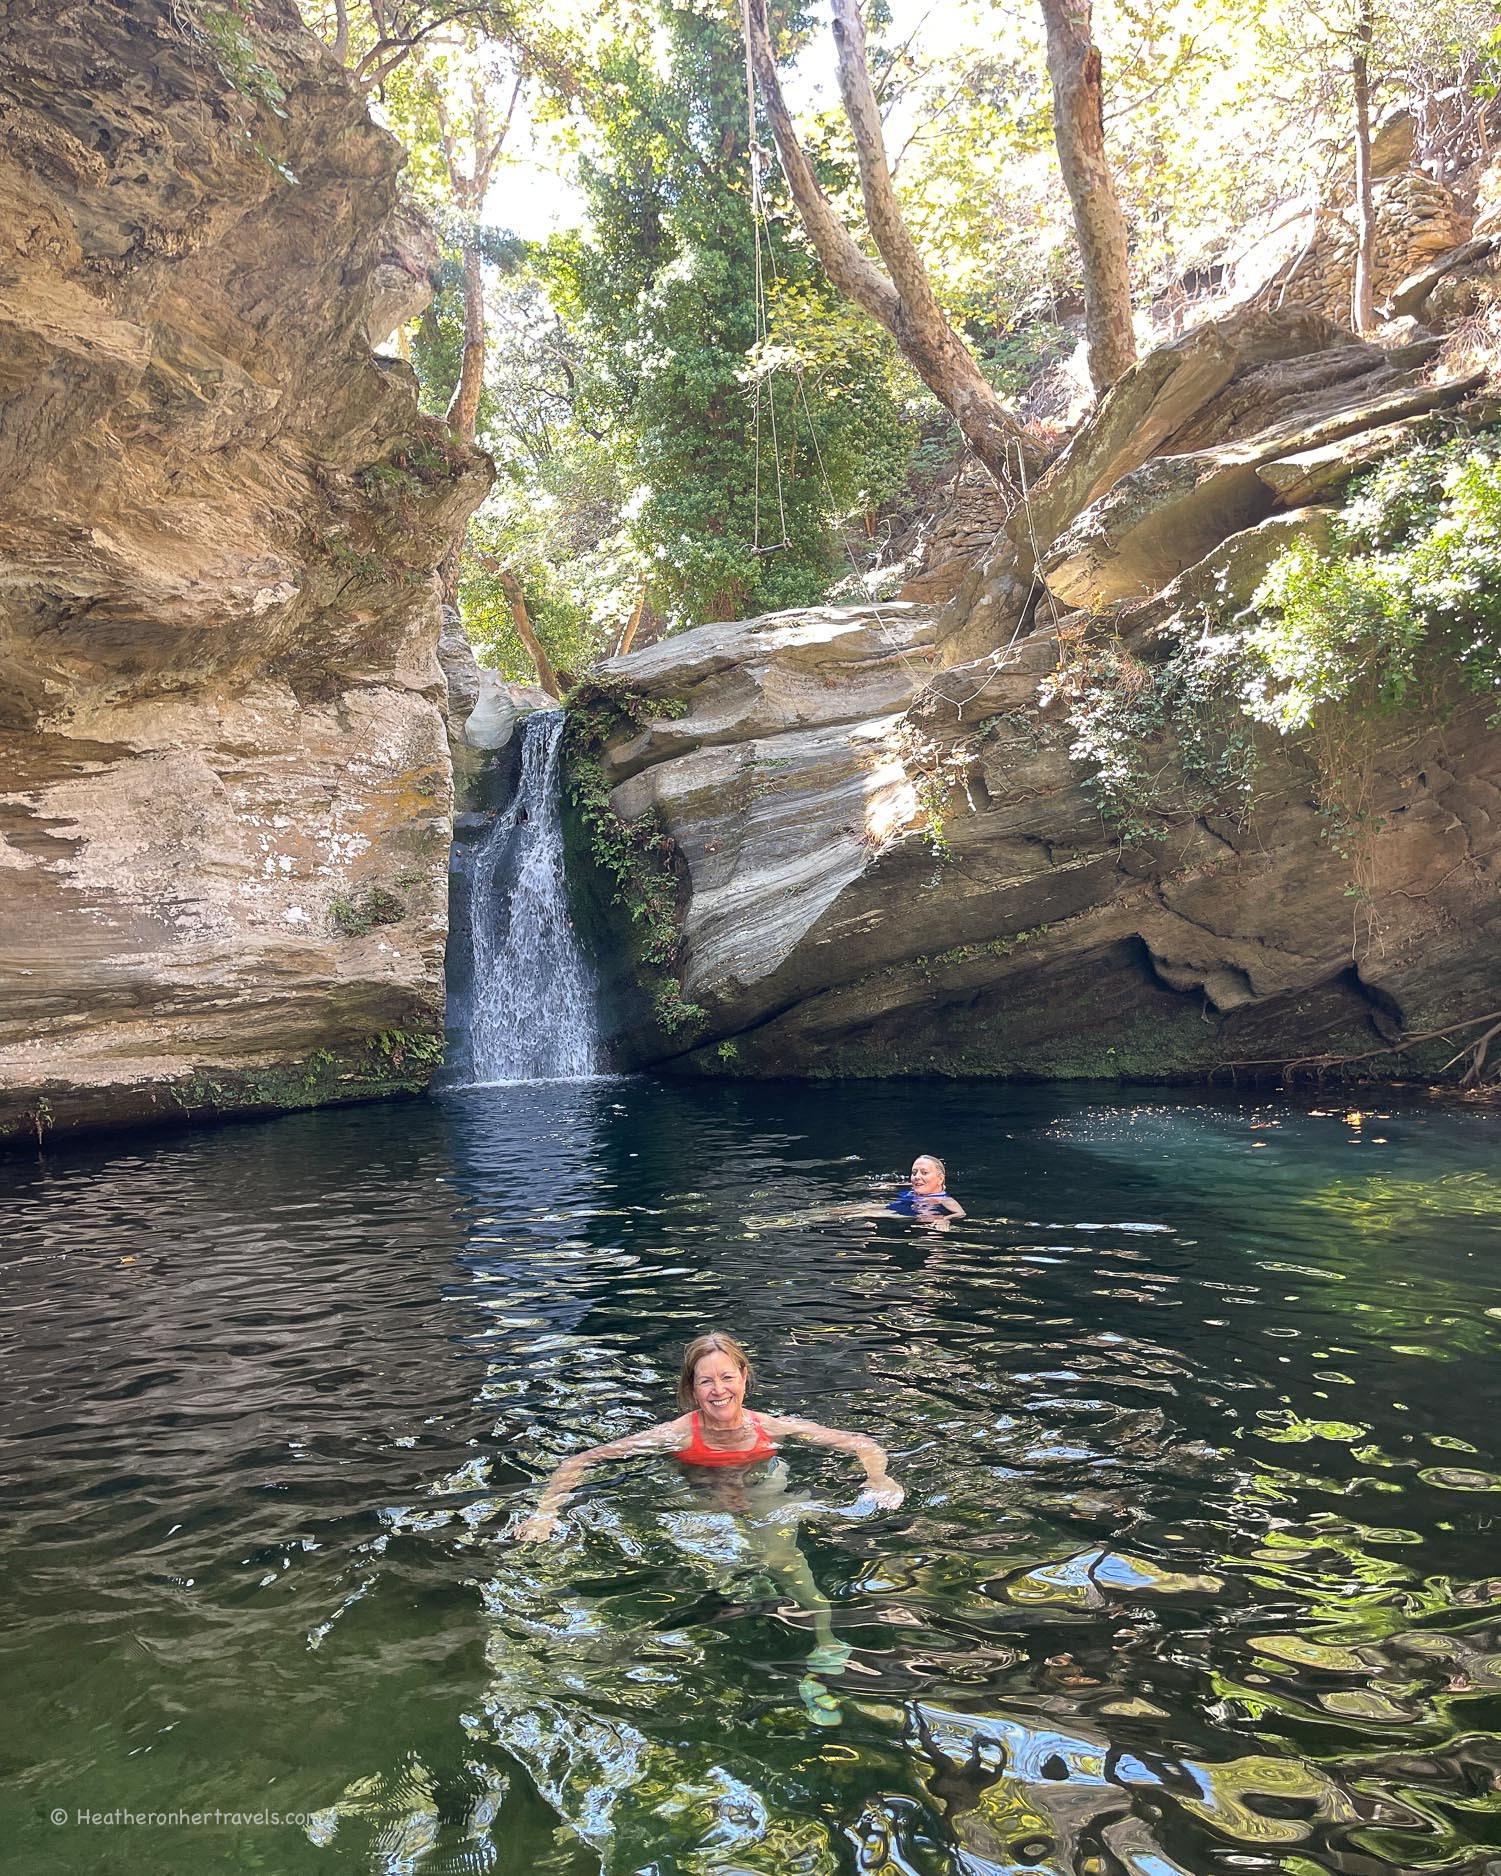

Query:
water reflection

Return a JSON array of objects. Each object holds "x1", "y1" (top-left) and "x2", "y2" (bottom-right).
[{"x1": 2, "y1": 1082, "x2": 1500, "y2": 1873}]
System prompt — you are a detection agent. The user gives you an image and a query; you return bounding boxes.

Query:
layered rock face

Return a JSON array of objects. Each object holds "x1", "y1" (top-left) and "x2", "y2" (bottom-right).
[
  {"x1": 0, "y1": 0, "x2": 488, "y2": 1143},
  {"x1": 590, "y1": 603, "x2": 939, "y2": 1057},
  {"x1": 590, "y1": 297, "x2": 1500, "y2": 1083}
]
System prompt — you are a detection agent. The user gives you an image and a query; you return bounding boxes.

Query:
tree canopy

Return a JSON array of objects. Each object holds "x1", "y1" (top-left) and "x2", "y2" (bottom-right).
[{"x1": 300, "y1": 0, "x2": 1500, "y2": 684}]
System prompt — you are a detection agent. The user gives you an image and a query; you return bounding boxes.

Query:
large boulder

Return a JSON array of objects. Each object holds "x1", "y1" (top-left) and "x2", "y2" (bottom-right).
[
  {"x1": 936, "y1": 307, "x2": 1476, "y2": 666},
  {"x1": 1039, "y1": 368, "x2": 1481, "y2": 610},
  {"x1": 580, "y1": 309, "x2": 1501, "y2": 1085},
  {"x1": 0, "y1": 0, "x2": 489, "y2": 1143},
  {"x1": 575, "y1": 603, "x2": 937, "y2": 1055}
]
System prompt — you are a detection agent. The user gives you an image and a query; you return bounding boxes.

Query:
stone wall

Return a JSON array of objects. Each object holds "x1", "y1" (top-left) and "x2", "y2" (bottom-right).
[
  {"x1": 897, "y1": 460, "x2": 1015, "y2": 604},
  {"x1": 1245, "y1": 171, "x2": 1472, "y2": 325}
]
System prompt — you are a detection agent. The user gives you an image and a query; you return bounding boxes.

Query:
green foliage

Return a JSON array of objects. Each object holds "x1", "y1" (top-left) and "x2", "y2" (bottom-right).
[
  {"x1": 358, "y1": 460, "x2": 423, "y2": 501},
  {"x1": 409, "y1": 254, "x2": 645, "y2": 685},
  {"x1": 1059, "y1": 432, "x2": 1501, "y2": 845},
  {"x1": 540, "y1": 1, "x2": 915, "y2": 630},
  {"x1": 652, "y1": 981, "x2": 709, "y2": 1037},
  {"x1": 370, "y1": 1029, "x2": 446, "y2": 1074},
  {"x1": 329, "y1": 887, "x2": 406, "y2": 937},
  {"x1": 327, "y1": 540, "x2": 384, "y2": 579},
  {"x1": 409, "y1": 229, "x2": 527, "y2": 432},
  {"x1": 862, "y1": 0, "x2": 1496, "y2": 323},
  {"x1": 568, "y1": 671, "x2": 684, "y2": 731},
  {"x1": 912, "y1": 927, "x2": 1051, "y2": 977},
  {"x1": 160, "y1": 1028, "x2": 444, "y2": 1118},
  {"x1": 459, "y1": 422, "x2": 639, "y2": 684},
  {"x1": 1244, "y1": 434, "x2": 1501, "y2": 730},
  {"x1": 357, "y1": 431, "x2": 472, "y2": 508},
  {"x1": 299, "y1": 1048, "x2": 336, "y2": 1090},
  {"x1": 1061, "y1": 622, "x2": 1259, "y2": 843},
  {"x1": 977, "y1": 322, "x2": 1073, "y2": 400},
  {"x1": 185, "y1": 0, "x2": 288, "y2": 114},
  {"x1": 562, "y1": 681, "x2": 704, "y2": 1039},
  {"x1": 898, "y1": 726, "x2": 979, "y2": 872},
  {"x1": 915, "y1": 776, "x2": 952, "y2": 863}
]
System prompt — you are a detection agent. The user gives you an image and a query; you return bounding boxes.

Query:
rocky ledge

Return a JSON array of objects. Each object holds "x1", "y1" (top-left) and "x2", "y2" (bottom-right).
[
  {"x1": 583, "y1": 288, "x2": 1501, "y2": 1084},
  {"x1": 0, "y1": 0, "x2": 488, "y2": 1145}
]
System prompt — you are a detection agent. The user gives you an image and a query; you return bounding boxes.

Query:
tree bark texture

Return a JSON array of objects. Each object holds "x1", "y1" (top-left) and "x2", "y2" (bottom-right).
[
  {"x1": 1039, "y1": 0, "x2": 1136, "y2": 393},
  {"x1": 445, "y1": 236, "x2": 487, "y2": 443},
  {"x1": 1351, "y1": 0, "x2": 1377, "y2": 332},
  {"x1": 744, "y1": 0, "x2": 1026, "y2": 487},
  {"x1": 497, "y1": 570, "x2": 561, "y2": 700},
  {"x1": 614, "y1": 577, "x2": 649, "y2": 658}
]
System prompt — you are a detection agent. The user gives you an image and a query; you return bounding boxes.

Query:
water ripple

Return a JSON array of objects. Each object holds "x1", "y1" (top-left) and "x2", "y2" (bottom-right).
[{"x1": 2, "y1": 1082, "x2": 1500, "y2": 1874}]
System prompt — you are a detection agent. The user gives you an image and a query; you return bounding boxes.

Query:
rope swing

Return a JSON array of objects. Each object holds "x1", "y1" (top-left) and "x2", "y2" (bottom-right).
[
  {"x1": 736, "y1": 4, "x2": 1062, "y2": 733},
  {"x1": 741, "y1": 0, "x2": 790, "y2": 556}
]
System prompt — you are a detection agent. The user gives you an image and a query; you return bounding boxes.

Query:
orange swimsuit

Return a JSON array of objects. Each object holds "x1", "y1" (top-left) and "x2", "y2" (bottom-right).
[{"x1": 678, "y1": 1411, "x2": 777, "y2": 1468}]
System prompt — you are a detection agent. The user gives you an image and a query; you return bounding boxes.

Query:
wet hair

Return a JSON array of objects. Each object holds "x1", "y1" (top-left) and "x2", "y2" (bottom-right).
[
  {"x1": 677, "y1": 1332, "x2": 754, "y2": 1409},
  {"x1": 913, "y1": 1154, "x2": 947, "y2": 1184}
]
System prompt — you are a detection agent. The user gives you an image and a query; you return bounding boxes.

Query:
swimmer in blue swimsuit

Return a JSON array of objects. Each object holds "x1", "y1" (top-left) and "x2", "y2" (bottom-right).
[{"x1": 887, "y1": 1154, "x2": 965, "y2": 1222}]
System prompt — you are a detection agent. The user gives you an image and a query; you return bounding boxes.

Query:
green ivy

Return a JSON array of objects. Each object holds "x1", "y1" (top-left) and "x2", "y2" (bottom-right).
[{"x1": 562, "y1": 680, "x2": 705, "y2": 1039}]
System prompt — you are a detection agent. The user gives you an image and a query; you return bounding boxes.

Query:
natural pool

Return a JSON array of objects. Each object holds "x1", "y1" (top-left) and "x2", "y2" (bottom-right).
[{"x1": 4, "y1": 1079, "x2": 1501, "y2": 1875}]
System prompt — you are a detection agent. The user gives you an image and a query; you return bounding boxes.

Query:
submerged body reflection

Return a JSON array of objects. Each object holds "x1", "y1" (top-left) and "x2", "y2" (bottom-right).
[{"x1": 515, "y1": 1330, "x2": 903, "y2": 1723}]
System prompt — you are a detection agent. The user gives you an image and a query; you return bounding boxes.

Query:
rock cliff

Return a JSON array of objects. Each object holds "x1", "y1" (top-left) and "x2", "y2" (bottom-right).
[
  {"x1": 582, "y1": 286, "x2": 1501, "y2": 1084},
  {"x1": 0, "y1": 0, "x2": 488, "y2": 1144}
]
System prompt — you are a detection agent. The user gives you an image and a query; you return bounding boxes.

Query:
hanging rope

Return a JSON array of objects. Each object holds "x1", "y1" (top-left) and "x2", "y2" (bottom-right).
[
  {"x1": 738, "y1": 0, "x2": 1056, "y2": 724},
  {"x1": 742, "y1": 0, "x2": 789, "y2": 555}
]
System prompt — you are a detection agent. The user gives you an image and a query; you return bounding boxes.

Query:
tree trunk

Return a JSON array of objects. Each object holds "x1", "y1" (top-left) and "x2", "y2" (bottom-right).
[
  {"x1": 613, "y1": 576, "x2": 648, "y2": 659},
  {"x1": 1038, "y1": 0, "x2": 1136, "y2": 393},
  {"x1": 1351, "y1": 0, "x2": 1377, "y2": 333},
  {"x1": 497, "y1": 570, "x2": 561, "y2": 699},
  {"x1": 445, "y1": 236, "x2": 487, "y2": 443},
  {"x1": 744, "y1": 0, "x2": 1028, "y2": 487}
]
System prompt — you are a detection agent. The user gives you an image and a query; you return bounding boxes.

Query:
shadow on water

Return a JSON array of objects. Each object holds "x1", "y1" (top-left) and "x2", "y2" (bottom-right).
[{"x1": 3, "y1": 1081, "x2": 1501, "y2": 1873}]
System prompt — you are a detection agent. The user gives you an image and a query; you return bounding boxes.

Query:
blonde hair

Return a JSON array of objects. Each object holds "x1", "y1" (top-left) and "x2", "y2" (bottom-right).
[
  {"x1": 677, "y1": 1331, "x2": 754, "y2": 1409},
  {"x1": 914, "y1": 1154, "x2": 947, "y2": 1183}
]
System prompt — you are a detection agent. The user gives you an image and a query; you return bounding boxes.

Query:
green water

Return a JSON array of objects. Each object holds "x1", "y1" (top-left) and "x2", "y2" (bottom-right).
[{"x1": 4, "y1": 1080, "x2": 1501, "y2": 1875}]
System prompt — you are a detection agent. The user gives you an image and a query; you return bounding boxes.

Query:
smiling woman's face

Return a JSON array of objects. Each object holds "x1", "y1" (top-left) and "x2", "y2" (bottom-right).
[
  {"x1": 692, "y1": 1351, "x2": 747, "y2": 1422},
  {"x1": 910, "y1": 1157, "x2": 945, "y2": 1194}
]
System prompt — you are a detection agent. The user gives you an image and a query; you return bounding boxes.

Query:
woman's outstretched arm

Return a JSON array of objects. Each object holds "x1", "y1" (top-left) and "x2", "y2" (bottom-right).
[
  {"x1": 759, "y1": 1415, "x2": 905, "y2": 1508},
  {"x1": 513, "y1": 1417, "x2": 690, "y2": 1541}
]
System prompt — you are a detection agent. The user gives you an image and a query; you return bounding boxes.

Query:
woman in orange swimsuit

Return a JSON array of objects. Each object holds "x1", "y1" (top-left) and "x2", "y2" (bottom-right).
[
  {"x1": 514, "y1": 1330, "x2": 904, "y2": 1540},
  {"x1": 513, "y1": 1330, "x2": 903, "y2": 1724}
]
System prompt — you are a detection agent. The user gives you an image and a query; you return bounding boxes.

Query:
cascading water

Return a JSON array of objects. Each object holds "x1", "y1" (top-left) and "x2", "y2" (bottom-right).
[{"x1": 449, "y1": 710, "x2": 601, "y2": 1084}]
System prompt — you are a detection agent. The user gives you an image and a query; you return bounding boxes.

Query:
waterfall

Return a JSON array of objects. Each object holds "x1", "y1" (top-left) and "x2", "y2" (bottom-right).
[{"x1": 457, "y1": 710, "x2": 601, "y2": 1084}]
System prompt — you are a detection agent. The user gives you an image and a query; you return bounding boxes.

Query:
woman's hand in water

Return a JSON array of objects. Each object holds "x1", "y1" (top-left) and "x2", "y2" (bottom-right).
[
  {"x1": 860, "y1": 1476, "x2": 905, "y2": 1511},
  {"x1": 513, "y1": 1511, "x2": 564, "y2": 1542}
]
